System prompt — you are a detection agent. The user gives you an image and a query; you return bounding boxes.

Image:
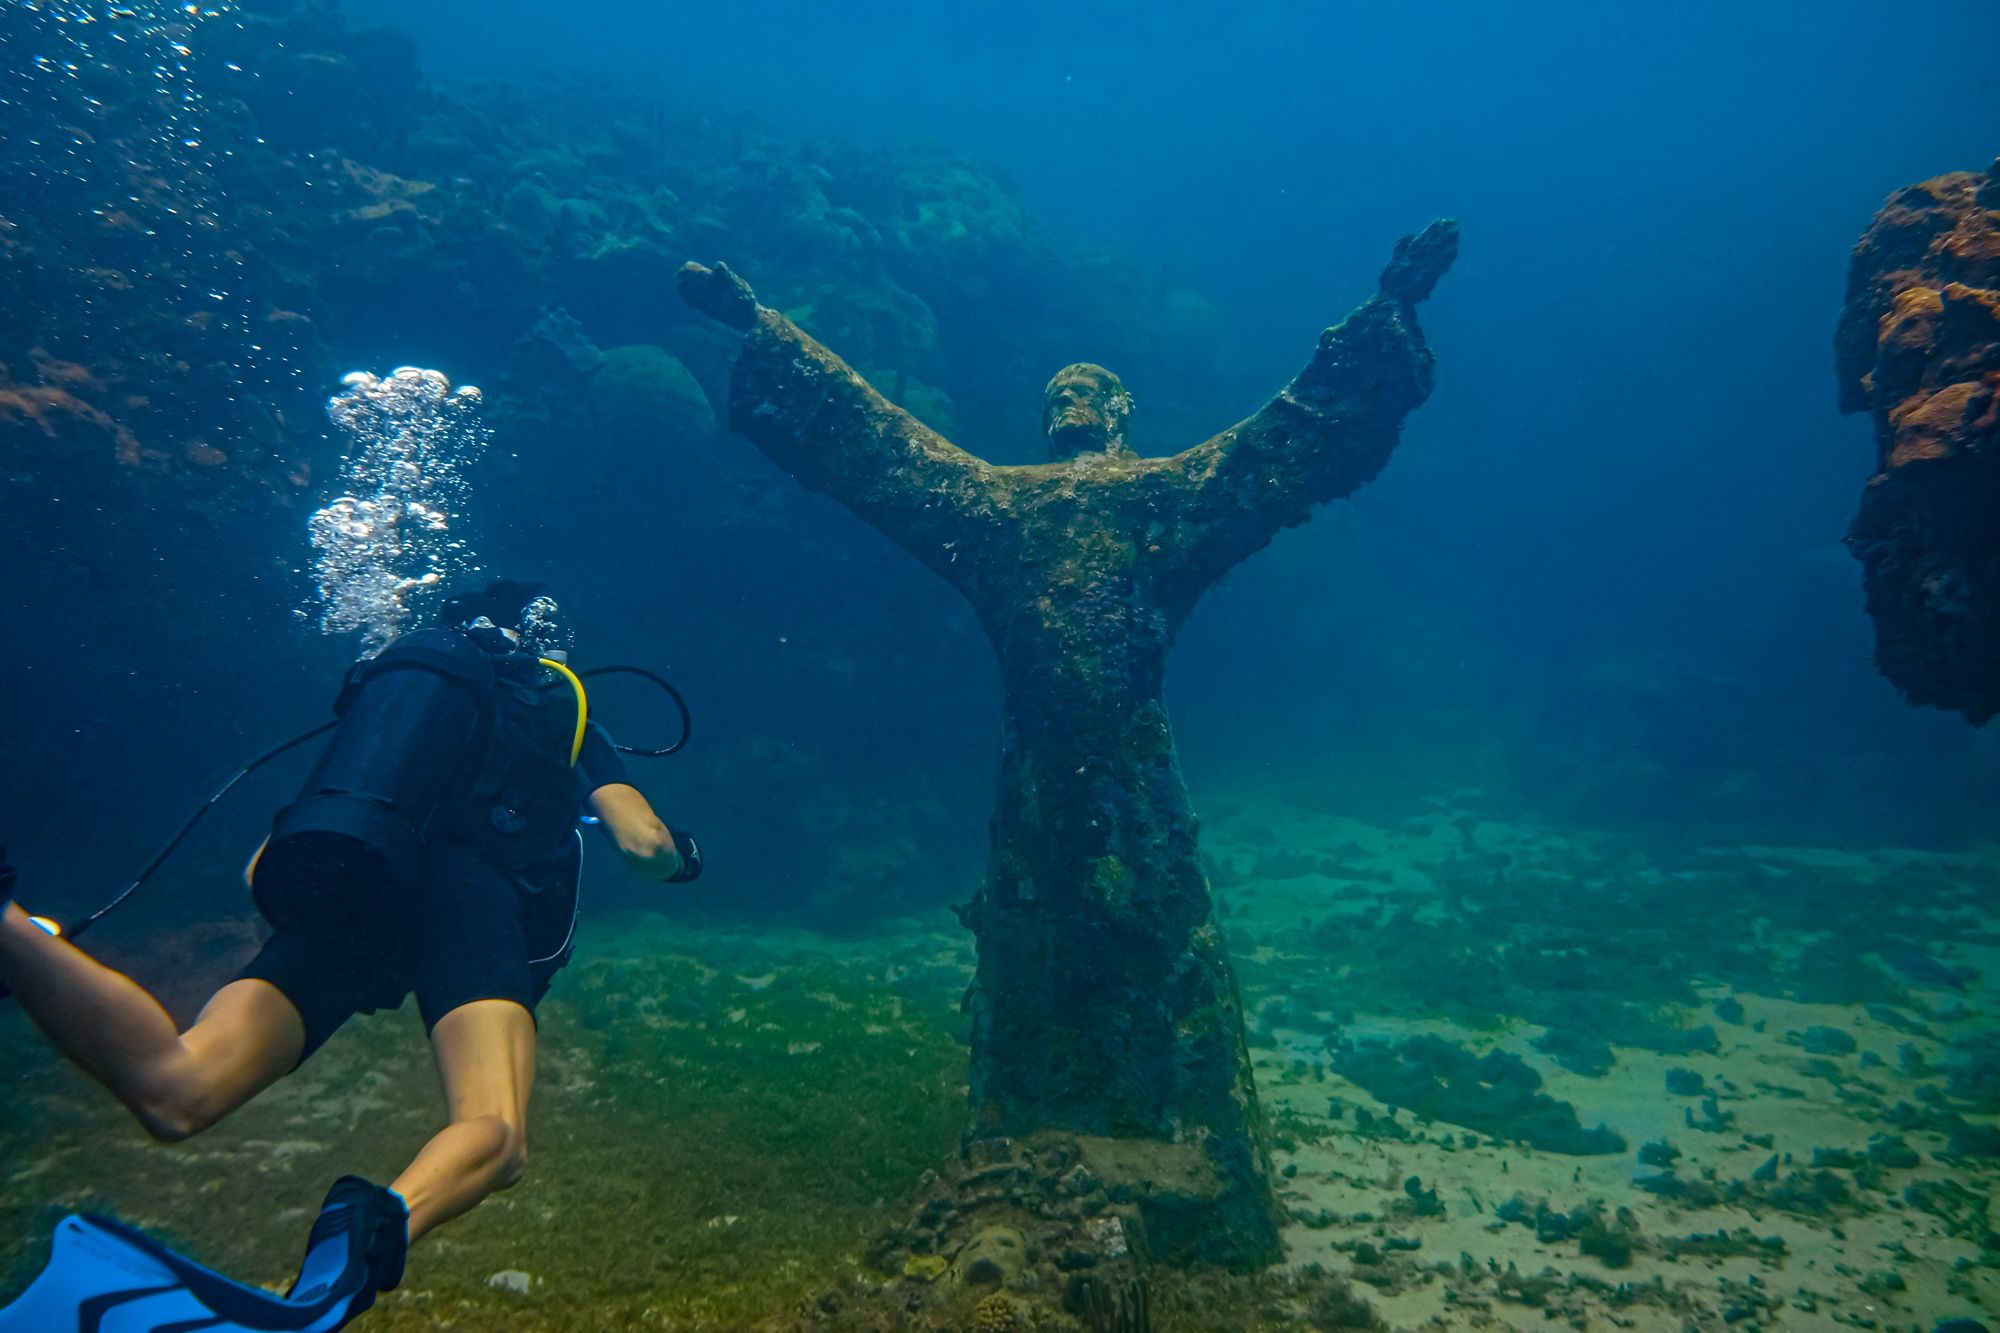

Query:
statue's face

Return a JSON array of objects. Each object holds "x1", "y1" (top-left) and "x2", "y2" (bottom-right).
[{"x1": 1042, "y1": 363, "x2": 1133, "y2": 458}]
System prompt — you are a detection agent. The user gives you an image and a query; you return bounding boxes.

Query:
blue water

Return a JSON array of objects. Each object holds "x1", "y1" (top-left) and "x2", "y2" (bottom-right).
[
  {"x1": 4, "y1": 2, "x2": 2000, "y2": 1327},
  {"x1": 337, "y1": 0, "x2": 2000, "y2": 843},
  {"x1": 0, "y1": 0, "x2": 1989, "y2": 919}
]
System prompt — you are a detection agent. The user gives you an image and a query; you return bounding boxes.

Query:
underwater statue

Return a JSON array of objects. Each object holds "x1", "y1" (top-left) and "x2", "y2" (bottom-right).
[
  {"x1": 1836, "y1": 159, "x2": 2000, "y2": 725},
  {"x1": 681, "y1": 220, "x2": 1457, "y2": 1271}
]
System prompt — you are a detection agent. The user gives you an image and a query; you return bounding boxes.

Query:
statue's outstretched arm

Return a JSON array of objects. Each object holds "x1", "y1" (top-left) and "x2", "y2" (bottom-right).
[
  {"x1": 678, "y1": 262, "x2": 1001, "y2": 583},
  {"x1": 1162, "y1": 221, "x2": 1458, "y2": 584}
]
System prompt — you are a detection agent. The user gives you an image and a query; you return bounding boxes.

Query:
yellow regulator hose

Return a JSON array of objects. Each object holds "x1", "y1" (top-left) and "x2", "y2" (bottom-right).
[{"x1": 540, "y1": 657, "x2": 589, "y2": 766}]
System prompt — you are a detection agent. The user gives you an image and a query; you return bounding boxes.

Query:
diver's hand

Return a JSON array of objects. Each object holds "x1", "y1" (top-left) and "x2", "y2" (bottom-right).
[
  {"x1": 588, "y1": 783, "x2": 689, "y2": 881},
  {"x1": 665, "y1": 828, "x2": 703, "y2": 884}
]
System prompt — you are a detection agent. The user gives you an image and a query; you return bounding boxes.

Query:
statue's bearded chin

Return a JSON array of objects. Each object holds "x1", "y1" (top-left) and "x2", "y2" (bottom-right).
[{"x1": 1049, "y1": 408, "x2": 1108, "y2": 453}]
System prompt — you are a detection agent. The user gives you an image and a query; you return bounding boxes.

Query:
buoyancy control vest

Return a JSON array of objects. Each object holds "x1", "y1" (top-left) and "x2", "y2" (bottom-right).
[
  {"x1": 433, "y1": 664, "x2": 588, "y2": 874},
  {"x1": 251, "y1": 628, "x2": 583, "y2": 935}
]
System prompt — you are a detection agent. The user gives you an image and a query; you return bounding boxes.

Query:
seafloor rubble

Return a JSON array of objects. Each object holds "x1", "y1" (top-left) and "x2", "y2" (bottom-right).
[
  {"x1": 2, "y1": 796, "x2": 1992, "y2": 1331},
  {"x1": 1836, "y1": 159, "x2": 2000, "y2": 724}
]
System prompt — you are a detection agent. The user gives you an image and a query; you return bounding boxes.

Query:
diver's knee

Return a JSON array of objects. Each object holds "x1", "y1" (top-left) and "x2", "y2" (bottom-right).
[
  {"x1": 134, "y1": 1096, "x2": 209, "y2": 1144},
  {"x1": 130, "y1": 1068, "x2": 228, "y2": 1144},
  {"x1": 494, "y1": 1122, "x2": 528, "y2": 1189},
  {"x1": 455, "y1": 1110, "x2": 528, "y2": 1187}
]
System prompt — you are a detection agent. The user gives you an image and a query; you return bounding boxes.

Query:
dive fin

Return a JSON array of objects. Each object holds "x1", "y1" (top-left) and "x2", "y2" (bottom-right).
[{"x1": 0, "y1": 1212, "x2": 368, "y2": 1332}]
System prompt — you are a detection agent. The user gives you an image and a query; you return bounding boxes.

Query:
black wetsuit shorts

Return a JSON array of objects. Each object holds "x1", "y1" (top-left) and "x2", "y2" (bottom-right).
[{"x1": 236, "y1": 838, "x2": 579, "y2": 1063}]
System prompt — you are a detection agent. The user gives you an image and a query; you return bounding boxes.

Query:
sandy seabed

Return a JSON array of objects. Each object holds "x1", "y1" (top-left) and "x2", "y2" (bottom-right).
[
  {"x1": 1, "y1": 789, "x2": 1994, "y2": 1331},
  {"x1": 1207, "y1": 793, "x2": 1998, "y2": 1331}
]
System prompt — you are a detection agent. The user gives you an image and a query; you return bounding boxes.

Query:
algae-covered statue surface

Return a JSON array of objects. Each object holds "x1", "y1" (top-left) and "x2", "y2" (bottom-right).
[{"x1": 681, "y1": 224, "x2": 1457, "y2": 1281}]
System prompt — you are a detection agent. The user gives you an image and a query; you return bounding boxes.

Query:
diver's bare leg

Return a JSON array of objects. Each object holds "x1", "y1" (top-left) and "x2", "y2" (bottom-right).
[
  {"x1": 0, "y1": 902, "x2": 302, "y2": 1139},
  {"x1": 393, "y1": 998, "x2": 536, "y2": 1243}
]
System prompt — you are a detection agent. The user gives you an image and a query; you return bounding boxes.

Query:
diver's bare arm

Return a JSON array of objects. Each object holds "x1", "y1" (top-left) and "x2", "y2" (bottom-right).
[
  {"x1": 587, "y1": 783, "x2": 682, "y2": 881},
  {"x1": 1163, "y1": 221, "x2": 1458, "y2": 584},
  {"x1": 678, "y1": 261, "x2": 1004, "y2": 586}
]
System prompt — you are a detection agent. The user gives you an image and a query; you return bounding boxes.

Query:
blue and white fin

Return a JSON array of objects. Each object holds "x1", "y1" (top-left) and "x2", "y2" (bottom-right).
[{"x1": 0, "y1": 1212, "x2": 369, "y2": 1332}]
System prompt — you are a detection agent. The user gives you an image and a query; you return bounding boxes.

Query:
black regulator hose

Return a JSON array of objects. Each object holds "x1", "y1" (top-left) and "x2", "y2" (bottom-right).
[
  {"x1": 577, "y1": 664, "x2": 692, "y2": 757},
  {"x1": 69, "y1": 720, "x2": 339, "y2": 945},
  {"x1": 1, "y1": 660, "x2": 691, "y2": 975},
  {"x1": 0, "y1": 721, "x2": 337, "y2": 999}
]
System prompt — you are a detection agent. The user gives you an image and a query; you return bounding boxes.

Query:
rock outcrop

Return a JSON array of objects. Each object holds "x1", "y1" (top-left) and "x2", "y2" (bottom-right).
[{"x1": 1836, "y1": 161, "x2": 2000, "y2": 724}]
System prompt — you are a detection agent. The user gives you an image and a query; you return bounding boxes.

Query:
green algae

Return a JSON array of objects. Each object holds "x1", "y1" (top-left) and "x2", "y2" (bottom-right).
[
  {"x1": 1277, "y1": 835, "x2": 1938, "y2": 1060},
  {"x1": 1332, "y1": 1035, "x2": 1626, "y2": 1155},
  {"x1": 0, "y1": 917, "x2": 966, "y2": 1329}
]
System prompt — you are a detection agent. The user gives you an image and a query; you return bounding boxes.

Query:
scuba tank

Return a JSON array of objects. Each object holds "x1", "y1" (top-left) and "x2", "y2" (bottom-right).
[
  {"x1": 251, "y1": 629, "x2": 501, "y2": 935},
  {"x1": 0, "y1": 606, "x2": 692, "y2": 984}
]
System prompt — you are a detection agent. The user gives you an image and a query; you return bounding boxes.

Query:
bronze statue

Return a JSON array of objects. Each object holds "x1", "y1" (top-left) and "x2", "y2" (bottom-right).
[{"x1": 680, "y1": 220, "x2": 1457, "y2": 1270}]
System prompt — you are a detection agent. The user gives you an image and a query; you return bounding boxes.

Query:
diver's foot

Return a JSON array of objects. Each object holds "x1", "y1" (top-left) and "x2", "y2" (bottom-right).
[{"x1": 287, "y1": 1175, "x2": 410, "y2": 1322}]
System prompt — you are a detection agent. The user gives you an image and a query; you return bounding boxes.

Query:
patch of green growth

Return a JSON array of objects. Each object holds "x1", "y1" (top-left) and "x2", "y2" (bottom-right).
[
  {"x1": 1268, "y1": 1111, "x2": 1333, "y2": 1151},
  {"x1": 1253, "y1": 992, "x2": 1327, "y2": 1037},
  {"x1": 1780, "y1": 937, "x2": 1912, "y2": 1005},
  {"x1": 1866, "y1": 1133, "x2": 1921, "y2": 1169},
  {"x1": 1087, "y1": 854, "x2": 1134, "y2": 907},
  {"x1": 1947, "y1": 1032, "x2": 2000, "y2": 1111},
  {"x1": 1147, "y1": 1262, "x2": 1383, "y2": 1331},
  {"x1": 1637, "y1": 1139, "x2": 1680, "y2": 1168},
  {"x1": 1664, "y1": 1229, "x2": 1787, "y2": 1261},
  {"x1": 1333, "y1": 1036, "x2": 1625, "y2": 1155},
  {"x1": 1744, "y1": 1168, "x2": 1852, "y2": 1219},
  {"x1": 1293, "y1": 832, "x2": 1967, "y2": 1060},
  {"x1": 1347, "y1": 1105, "x2": 1409, "y2": 1141},
  {"x1": 1492, "y1": 1263, "x2": 1570, "y2": 1309},
  {"x1": 0, "y1": 923, "x2": 967, "y2": 1329},
  {"x1": 1578, "y1": 1209, "x2": 1639, "y2": 1269},
  {"x1": 1904, "y1": 1178, "x2": 1992, "y2": 1241},
  {"x1": 1533, "y1": 1026, "x2": 1614, "y2": 1077}
]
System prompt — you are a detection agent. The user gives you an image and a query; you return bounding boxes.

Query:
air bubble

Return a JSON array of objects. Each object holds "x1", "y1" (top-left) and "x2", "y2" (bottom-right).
[{"x1": 308, "y1": 368, "x2": 492, "y2": 655}]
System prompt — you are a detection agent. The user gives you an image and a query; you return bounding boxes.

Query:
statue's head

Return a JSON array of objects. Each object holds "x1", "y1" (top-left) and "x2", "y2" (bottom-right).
[{"x1": 1042, "y1": 363, "x2": 1134, "y2": 459}]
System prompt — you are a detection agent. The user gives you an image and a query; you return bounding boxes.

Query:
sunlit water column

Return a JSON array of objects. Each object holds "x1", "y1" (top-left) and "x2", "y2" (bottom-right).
[{"x1": 307, "y1": 368, "x2": 490, "y2": 654}]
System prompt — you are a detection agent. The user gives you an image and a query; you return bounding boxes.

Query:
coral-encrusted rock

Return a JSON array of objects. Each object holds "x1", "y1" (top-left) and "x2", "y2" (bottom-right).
[
  {"x1": 588, "y1": 344, "x2": 717, "y2": 443},
  {"x1": 1836, "y1": 161, "x2": 2000, "y2": 724},
  {"x1": 0, "y1": 375, "x2": 138, "y2": 466}
]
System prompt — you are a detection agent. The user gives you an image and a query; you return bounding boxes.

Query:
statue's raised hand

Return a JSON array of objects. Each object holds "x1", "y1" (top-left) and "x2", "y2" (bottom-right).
[
  {"x1": 1158, "y1": 220, "x2": 1459, "y2": 595},
  {"x1": 677, "y1": 261, "x2": 760, "y2": 331},
  {"x1": 677, "y1": 258, "x2": 1003, "y2": 590},
  {"x1": 1378, "y1": 219, "x2": 1459, "y2": 306}
]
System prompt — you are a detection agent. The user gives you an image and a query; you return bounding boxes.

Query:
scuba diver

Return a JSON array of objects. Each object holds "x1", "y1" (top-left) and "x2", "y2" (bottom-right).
[{"x1": 0, "y1": 580, "x2": 699, "y2": 1330}]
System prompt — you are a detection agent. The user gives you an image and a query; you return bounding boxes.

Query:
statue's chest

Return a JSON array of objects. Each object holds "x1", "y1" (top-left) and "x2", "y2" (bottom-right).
[
  {"x1": 1002, "y1": 561, "x2": 1167, "y2": 664},
  {"x1": 990, "y1": 498, "x2": 1170, "y2": 670}
]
